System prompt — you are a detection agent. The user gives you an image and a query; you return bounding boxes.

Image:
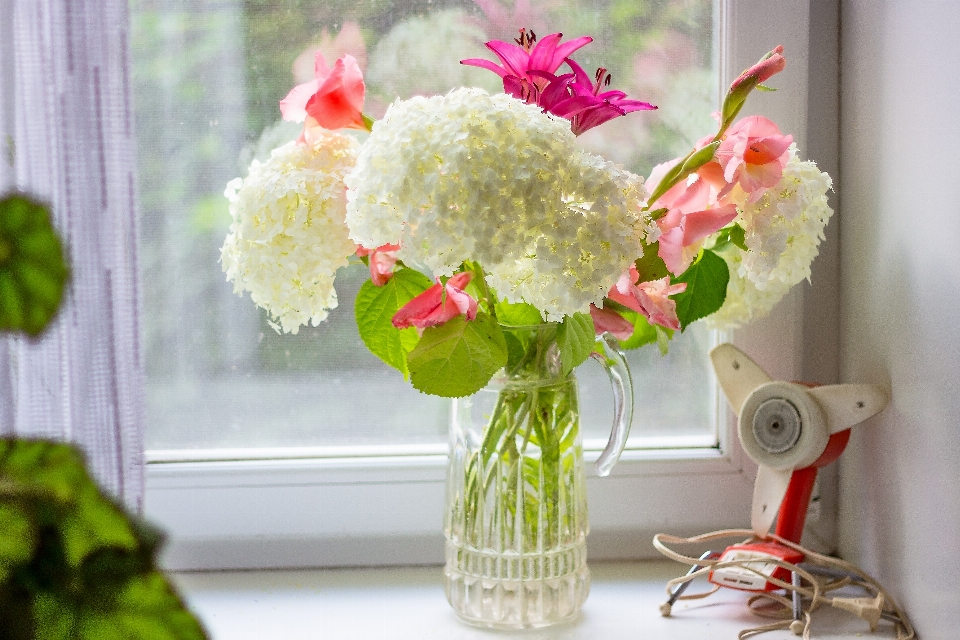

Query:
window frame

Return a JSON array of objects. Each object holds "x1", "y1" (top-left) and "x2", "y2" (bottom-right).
[{"x1": 144, "y1": 0, "x2": 833, "y2": 571}]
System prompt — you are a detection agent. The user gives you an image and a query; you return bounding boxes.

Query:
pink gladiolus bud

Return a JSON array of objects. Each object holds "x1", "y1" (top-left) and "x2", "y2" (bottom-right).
[
  {"x1": 280, "y1": 53, "x2": 368, "y2": 139},
  {"x1": 589, "y1": 304, "x2": 635, "y2": 341},
  {"x1": 730, "y1": 45, "x2": 785, "y2": 90},
  {"x1": 392, "y1": 272, "x2": 478, "y2": 331},
  {"x1": 357, "y1": 243, "x2": 400, "y2": 286}
]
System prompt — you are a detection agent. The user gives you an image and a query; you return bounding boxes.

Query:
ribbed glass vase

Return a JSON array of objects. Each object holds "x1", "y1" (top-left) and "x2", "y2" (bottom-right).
[{"x1": 443, "y1": 324, "x2": 589, "y2": 628}]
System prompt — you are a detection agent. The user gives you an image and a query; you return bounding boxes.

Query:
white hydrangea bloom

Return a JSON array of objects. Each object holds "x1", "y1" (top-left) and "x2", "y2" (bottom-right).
[
  {"x1": 345, "y1": 88, "x2": 650, "y2": 320},
  {"x1": 708, "y1": 146, "x2": 833, "y2": 329},
  {"x1": 221, "y1": 132, "x2": 359, "y2": 334}
]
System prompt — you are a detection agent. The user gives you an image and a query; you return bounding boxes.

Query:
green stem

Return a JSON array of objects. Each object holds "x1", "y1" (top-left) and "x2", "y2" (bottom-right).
[{"x1": 457, "y1": 325, "x2": 580, "y2": 552}]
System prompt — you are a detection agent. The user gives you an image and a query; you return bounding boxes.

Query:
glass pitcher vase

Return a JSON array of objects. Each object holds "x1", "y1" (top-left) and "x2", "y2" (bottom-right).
[{"x1": 443, "y1": 323, "x2": 633, "y2": 628}]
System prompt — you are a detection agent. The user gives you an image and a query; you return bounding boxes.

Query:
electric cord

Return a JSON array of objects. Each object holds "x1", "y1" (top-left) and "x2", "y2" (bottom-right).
[{"x1": 653, "y1": 529, "x2": 915, "y2": 640}]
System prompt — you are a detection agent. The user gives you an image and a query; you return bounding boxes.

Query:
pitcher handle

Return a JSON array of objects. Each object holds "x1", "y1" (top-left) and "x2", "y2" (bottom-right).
[{"x1": 591, "y1": 333, "x2": 635, "y2": 477}]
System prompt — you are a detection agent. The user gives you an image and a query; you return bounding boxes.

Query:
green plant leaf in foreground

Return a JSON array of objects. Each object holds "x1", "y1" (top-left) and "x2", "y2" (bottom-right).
[
  {"x1": 556, "y1": 312, "x2": 594, "y2": 376},
  {"x1": 354, "y1": 268, "x2": 432, "y2": 377},
  {"x1": 0, "y1": 501, "x2": 35, "y2": 582},
  {"x1": 0, "y1": 193, "x2": 68, "y2": 336},
  {"x1": 33, "y1": 571, "x2": 207, "y2": 640},
  {"x1": 0, "y1": 439, "x2": 88, "y2": 503},
  {"x1": 60, "y1": 482, "x2": 138, "y2": 568},
  {"x1": 671, "y1": 248, "x2": 729, "y2": 330},
  {"x1": 83, "y1": 572, "x2": 206, "y2": 640},
  {"x1": 0, "y1": 439, "x2": 209, "y2": 640},
  {"x1": 407, "y1": 312, "x2": 507, "y2": 397}
]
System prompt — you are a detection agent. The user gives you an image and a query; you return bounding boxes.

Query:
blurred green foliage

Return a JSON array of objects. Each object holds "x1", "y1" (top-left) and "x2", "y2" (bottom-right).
[
  {"x1": 0, "y1": 194, "x2": 68, "y2": 337},
  {"x1": 0, "y1": 440, "x2": 207, "y2": 640}
]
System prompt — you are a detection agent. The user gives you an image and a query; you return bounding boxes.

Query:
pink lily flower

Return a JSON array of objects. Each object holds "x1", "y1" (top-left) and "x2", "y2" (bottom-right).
[
  {"x1": 461, "y1": 29, "x2": 592, "y2": 92},
  {"x1": 529, "y1": 61, "x2": 656, "y2": 135},
  {"x1": 463, "y1": 30, "x2": 655, "y2": 135},
  {"x1": 392, "y1": 272, "x2": 478, "y2": 331},
  {"x1": 730, "y1": 45, "x2": 786, "y2": 90},
  {"x1": 605, "y1": 268, "x2": 687, "y2": 331},
  {"x1": 715, "y1": 116, "x2": 793, "y2": 201},
  {"x1": 280, "y1": 52, "x2": 367, "y2": 139},
  {"x1": 589, "y1": 304, "x2": 635, "y2": 341},
  {"x1": 356, "y1": 243, "x2": 400, "y2": 286}
]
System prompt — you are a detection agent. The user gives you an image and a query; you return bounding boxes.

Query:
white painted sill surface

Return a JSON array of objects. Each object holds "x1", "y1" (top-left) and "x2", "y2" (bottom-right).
[{"x1": 171, "y1": 560, "x2": 897, "y2": 640}]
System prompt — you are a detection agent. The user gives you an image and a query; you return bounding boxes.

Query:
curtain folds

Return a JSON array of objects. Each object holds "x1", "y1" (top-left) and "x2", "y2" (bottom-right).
[{"x1": 0, "y1": 0, "x2": 145, "y2": 510}]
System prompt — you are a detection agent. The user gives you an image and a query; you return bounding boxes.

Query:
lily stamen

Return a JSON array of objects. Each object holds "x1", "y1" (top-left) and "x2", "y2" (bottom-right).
[{"x1": 515, "y1": 28, "x2": 538, "y2": 51}]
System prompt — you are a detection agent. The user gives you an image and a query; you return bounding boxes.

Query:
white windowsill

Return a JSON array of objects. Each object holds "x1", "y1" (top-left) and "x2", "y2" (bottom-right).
[{"x1": 171, "y1": 560, "x2": 896, "y2": 639}]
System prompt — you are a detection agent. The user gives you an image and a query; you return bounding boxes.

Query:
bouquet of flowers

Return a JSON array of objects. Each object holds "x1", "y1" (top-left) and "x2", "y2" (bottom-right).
[
  {"x1": 220, "y1": 33, "x2": 832, "y2": 399},
  {"x1": 220, "y1": 30, "x2": 833, "y2": 628}
]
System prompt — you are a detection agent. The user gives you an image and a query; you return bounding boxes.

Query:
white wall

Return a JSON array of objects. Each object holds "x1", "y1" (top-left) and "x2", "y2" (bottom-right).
[{"x1": 838, "y1": 2, "x2": 960, "y2": 637}]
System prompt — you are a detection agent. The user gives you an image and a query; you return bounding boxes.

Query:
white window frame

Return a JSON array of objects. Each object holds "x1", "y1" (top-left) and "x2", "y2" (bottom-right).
[{"x1": 144, "y1": 0, "x2": 837, "y2": 571}]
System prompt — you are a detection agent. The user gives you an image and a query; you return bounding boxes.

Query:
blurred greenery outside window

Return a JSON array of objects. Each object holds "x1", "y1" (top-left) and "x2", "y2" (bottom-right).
[{"x1": 132, "y1": 0, "x2": 720, "y2": 453}]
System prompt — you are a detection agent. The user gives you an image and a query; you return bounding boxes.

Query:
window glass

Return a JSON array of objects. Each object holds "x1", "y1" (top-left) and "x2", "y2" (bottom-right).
[{"x1": 132, "y1": 0, "x2": 718, "y2": 451}]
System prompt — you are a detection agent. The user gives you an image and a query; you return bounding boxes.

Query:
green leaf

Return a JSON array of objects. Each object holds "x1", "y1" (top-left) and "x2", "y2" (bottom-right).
[
  {"x1": 502, "y1": 328, "x2": 528, "y2": 373},
  {"x1": 1, "y1": 440, "x2": 88, "y2": 503},
  {"x1": 0, "y1": 438, "x2": 209, "y2": 640},
  {"x1": 635, "y1": 241, "x2": 669, "y2": 282},
  {"x1": 60, "y1": 482, "x2": 138, "y2": 568},
  {"x1": 0, "y1": 502, "x2": 35, "y2": 581},
  {"x1": 495, "y1": 299, "x2": 543, "y2": 326},
  {"x1": 33, "y1": 592, "x2": 75, "y2": 640},
  {"x1": 556, "y1": 312, "x2": 594, "y2": 376},
  {"x1": 407, "y1": 312, "x2": 507, "y2": 397},
  {"x1": 671, "y1": 249, "x2": 729, "y2": 330},
  {"x1": 713, "y1": 224, "x2": 747, "y2": 251},
  {"x1": 86, "y1": 572, "x2": 208, "y2": 640},
  {"x1": 617, "y1": 309, "x2": 658, "y2": 350},
  {"x1": 33, "y1": 572, "x2": 208, "y2": 640},
  {"x1": 0, "y1": 194, "x2": 68, "y2": 336},
  {"x1": 354, "y1": 268, "x2": 432, "y2": 377}
]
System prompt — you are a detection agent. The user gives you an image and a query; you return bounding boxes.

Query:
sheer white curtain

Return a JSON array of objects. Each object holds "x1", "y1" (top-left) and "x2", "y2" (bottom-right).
[{"x1": 0, "y1": 0, "x2": 144, "y2": 510}]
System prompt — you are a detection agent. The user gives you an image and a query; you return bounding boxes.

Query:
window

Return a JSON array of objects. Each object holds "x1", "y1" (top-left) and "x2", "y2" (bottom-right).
[{"x1": 140, "y1": 0, "x2": 827, "y2": 570}]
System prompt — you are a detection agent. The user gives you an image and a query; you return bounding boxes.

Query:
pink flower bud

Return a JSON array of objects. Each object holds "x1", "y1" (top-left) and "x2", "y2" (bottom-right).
[{"x1": 730, "y1": 45, "x2": 786, "y2": 91}]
